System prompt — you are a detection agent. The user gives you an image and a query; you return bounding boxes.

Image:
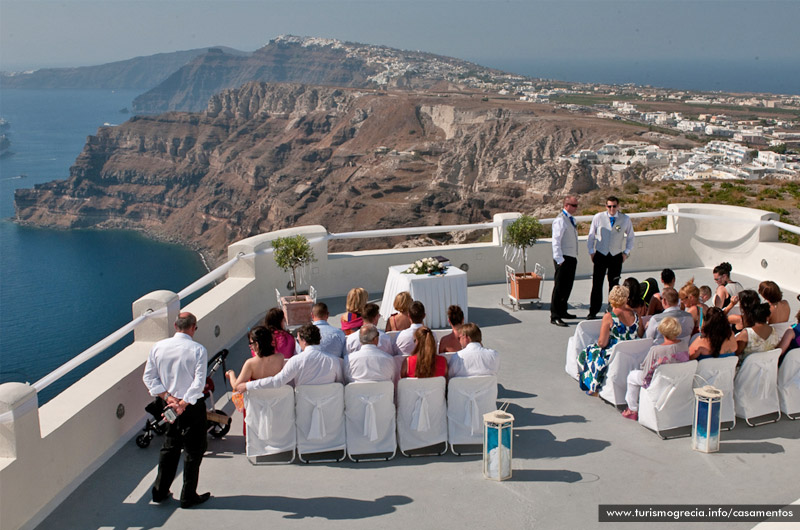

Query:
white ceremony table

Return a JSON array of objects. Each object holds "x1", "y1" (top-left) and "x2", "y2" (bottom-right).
[{"x1": 379, "y1": 264, "x2": 468, "y2": 329}]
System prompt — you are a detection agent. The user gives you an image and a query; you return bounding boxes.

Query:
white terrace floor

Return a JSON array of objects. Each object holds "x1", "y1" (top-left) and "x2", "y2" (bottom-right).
[{"x1": 35, "y1": 267, "x2": 799, "y2": 530}]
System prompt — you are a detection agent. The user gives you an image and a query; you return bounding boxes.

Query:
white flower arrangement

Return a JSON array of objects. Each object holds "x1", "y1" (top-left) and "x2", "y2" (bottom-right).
[{"x1": 403, "y1": 257, "x2": 446, "y2": 275}]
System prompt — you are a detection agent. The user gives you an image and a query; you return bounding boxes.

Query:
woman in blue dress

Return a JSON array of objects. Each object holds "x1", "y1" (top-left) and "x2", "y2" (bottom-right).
[{"x1": 578, "y1": 285, "x2": 639, "y2": 394}]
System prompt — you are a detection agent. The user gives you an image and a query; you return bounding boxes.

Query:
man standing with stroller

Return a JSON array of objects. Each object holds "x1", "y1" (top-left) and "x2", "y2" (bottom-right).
[{"x1": 143, "y1": 312, "x2": 211, "y2": 508}]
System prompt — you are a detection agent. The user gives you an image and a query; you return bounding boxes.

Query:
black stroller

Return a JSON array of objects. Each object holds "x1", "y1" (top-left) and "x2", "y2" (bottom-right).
[{"x1": 136, "y1": 348, "x2": 232, "y2": 448}]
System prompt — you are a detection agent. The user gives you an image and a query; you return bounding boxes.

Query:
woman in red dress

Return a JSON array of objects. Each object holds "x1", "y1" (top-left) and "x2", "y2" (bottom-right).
[{"x1": 401, "y1": 326, "x2": 447, "y2": 378}]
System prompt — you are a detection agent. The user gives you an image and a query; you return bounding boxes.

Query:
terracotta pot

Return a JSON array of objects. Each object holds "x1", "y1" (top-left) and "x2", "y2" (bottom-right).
[
  {"x1": 509, "y1": 273, "x2": 541, "y2": 300},
  {"x1": 281, "y1": 295, "x2": 314, "y2": 326}
]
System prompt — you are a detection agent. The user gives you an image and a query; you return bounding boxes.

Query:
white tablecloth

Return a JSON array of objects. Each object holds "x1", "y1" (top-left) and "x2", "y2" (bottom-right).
[{"x1": 379, "y1": 264, "x2": 468, "y2": 329}]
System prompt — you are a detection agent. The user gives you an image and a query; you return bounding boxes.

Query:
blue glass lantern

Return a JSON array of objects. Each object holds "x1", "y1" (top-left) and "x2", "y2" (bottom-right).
[
  {"x1": 483, "y1": 410, "x2": 514, "y2": 480},
  {"x1": 692, "y1": 385, "x2": 723, "y2": 453}
]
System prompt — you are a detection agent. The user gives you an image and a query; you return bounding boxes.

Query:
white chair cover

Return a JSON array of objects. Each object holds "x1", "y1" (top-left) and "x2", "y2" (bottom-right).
[
  {"x1": 638, "y1": 360, "x2": 698, "y2": 436},
  {"x1": 447, "y1": 376, "x2": 498, "y2": 450},
  {"x1": 599, "y1": 338, "x2": 654, "y2": 406},
  {"x1": 735, "y1": 348, "x2": 782, "y2": 425},
  {"x1": 295, "y1": 383, "x2": 346, "y2": 458},
  {"x1": 695, "y1": 356, "x2": 739, "y2": 429},
  {"x1": 396, "y1": 377, "x2": 447, "y2": 454},
  {"x1": 565, "y1": 319, "x2": 604, "y2": 380},
  {"x1": 344, "y1": 381, "x2": 397, "y2": 459},
  {"x1": 244, "y1": 386, "x2": 296, "y2": 458},
  {"x1": 778, "y1": 348, "x2": 800, "y2": 419}
]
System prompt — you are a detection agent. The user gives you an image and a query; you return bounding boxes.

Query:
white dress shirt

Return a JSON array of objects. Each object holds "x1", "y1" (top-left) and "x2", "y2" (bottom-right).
[
  {"x1": 312, "y1": 320, "x2": 346, "y2": 358},
  {"x1": 344, "y1": 344, "x2": 397, "y2": 383},
  {"x1": 246, "y1": 345, "x2": 342, "y2": 390},
  {"x1": 551, "y1": 209, "x2": 579, "y2": 264},
  {"x1": 346, "y1": 328, "x2": 402, "y2": 356},
  {"x1": 448, "y1": 341, "x2": 500, "y2": 378},
  {"x1": 645, "y1": 306, "x2": 695, "y2": 344},
  {"x1": 143, "y1": 332, "x2": 207, "y2": 405},
  {"x1": 395, "y1": 323, "x2": 423, "y2": 356},
  {"x1": 587, "y1": 211, "x2": 634, "y2": 256}
]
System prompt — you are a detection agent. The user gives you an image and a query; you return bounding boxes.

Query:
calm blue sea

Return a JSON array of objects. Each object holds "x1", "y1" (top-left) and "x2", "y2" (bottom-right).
[{"x1": 0, "y1": 89, "x2": 207, "y2": 403}]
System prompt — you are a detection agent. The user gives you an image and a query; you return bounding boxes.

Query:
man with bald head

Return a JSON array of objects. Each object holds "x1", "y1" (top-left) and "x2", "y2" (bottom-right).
[
  {"x1": 344, "y1": 324, "x2": 396, "y2": 383},
  {"x1": 551, "y1": 195, "x2": 580, "y2": 327},
  {"x1": 143, "y1": 312, "x2": 211, "y2": 508}
]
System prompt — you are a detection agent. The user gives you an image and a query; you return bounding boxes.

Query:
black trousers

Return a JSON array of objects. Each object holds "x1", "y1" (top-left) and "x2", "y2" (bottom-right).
[
  {"x1": 153, "y1": 399, "x2": 207, "y2": 502},
  {"x1": 590, "y1": 252, "x2": 624, "y2": 315},
  {"x1": 551, "y1": 256, "x2": 577, "y2": 318}
]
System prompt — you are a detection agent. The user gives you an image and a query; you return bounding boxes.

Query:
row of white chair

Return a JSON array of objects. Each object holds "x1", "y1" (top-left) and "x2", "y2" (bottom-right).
[{"x1": 243, "y1": 375, "x2": 498, "y2": 463}]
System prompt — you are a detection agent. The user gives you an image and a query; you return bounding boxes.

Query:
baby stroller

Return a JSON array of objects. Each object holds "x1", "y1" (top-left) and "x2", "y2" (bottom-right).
[{"x1": 136, "y1": 348, "x2": 232, "y2": 448}]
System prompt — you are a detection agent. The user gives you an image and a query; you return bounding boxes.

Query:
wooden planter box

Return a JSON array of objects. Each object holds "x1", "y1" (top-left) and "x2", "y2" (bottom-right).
[
  {"x1": 509, "y1": 273, "x2": 541, "y2": 300},
  {"x1": 281, "y1": 295, "x2": 314, "y2": 326}
]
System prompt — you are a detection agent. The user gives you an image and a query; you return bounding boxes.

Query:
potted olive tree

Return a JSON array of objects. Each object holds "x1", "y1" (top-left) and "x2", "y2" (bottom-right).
[
  {"x1": 273, "y1": 234, "x2": 317, "y2": 326},
  {"x1": 504, "y1": 214, "x2": 545, "y2": 300}
]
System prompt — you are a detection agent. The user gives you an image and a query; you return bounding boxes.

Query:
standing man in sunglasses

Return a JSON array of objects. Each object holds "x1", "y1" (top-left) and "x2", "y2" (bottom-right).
[
  {"x1": 586, "y1": 196, "x2": 634, "y2": 320},
  {"x1": 551, "y1": 196, "x2": 580, "y2": 327}
]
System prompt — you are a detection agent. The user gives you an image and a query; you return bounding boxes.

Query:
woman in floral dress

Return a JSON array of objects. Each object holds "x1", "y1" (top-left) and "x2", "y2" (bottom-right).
[{"x1": 578, "y1": 285, "x2": 639, "y2": 394}]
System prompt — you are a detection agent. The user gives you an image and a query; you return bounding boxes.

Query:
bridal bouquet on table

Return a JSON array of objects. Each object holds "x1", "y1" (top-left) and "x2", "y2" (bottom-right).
[{"x1": 403, "y1": 257, "x2": 447, "y2": 275}]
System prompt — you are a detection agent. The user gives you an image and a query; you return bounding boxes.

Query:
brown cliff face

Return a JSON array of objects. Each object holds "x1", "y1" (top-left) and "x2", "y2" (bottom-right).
[{"x1": 15, "y1": 82, "x2": 652, "y2": 263}]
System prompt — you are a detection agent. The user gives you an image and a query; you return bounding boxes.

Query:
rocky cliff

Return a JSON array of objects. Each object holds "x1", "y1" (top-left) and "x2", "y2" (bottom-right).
[{"x1": 15, "y1": 82, "x2": 653, "y2": 262}]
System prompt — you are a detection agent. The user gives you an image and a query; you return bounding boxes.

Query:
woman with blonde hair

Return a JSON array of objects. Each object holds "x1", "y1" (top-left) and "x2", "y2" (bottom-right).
[
  {"x1": 385, "y1": 291, "x2": 413, "y2": 332},
  {"x1": 678, "y1": 278, "x2": 708, "y2": 336},
  {"x1": 401, "y1": 326, "x2": 447, "y2": 378},
  {"x1": 341, "y1": 287, "x2": 368, "y2": 336},
  {"x1": 578, "y1": 285, "x2": 640, "y2": 394}
]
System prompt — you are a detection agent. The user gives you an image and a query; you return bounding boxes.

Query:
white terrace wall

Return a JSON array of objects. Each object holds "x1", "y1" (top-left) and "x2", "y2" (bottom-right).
[{"x1": 0, "y1": 203, "x2": 796, "y2": 530}]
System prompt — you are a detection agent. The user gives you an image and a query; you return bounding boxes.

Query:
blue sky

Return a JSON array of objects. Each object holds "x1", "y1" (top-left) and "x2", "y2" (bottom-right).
[{"x1": 2, "y1": 0, "x2": 798, "y2": 71}]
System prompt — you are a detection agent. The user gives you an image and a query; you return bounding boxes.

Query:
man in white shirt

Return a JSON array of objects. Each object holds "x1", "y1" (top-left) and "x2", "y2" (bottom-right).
[
  {"x1": 346, "y1": 303, "x2": 401, "y2": 356},
  {"x1": 344, "y1": 324, "x2": 396, "y2": 383},
  {"x1": 311, "y1": 302, "x2": 346, "y2": 358},
  {"x1": 142, "y1": 312, "x2": 211, "y2": 508},
  {"x1": 551, "y1": 195, "x2": 580, "y2": 327},
  {"x1": 395, "y1": 301, "x2": 425, "y2": 355},
  {"x1": 448, "y1": 323, "x2": 500, "y2": 378},
  {"x1": 239, "y1": 323, "x2": 342, "y2": 391},
  {"x1": 587, "y1": 195, "x2": 635, "y2": 319},
  {"x1": 643, "y1": 288, "x2": 695, "y2": 344}
]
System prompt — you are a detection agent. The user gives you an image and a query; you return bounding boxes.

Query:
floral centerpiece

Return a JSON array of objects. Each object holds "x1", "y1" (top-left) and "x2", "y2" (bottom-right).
[{"x1": 403, "y1": 257, "x2": 447, "y2": 275}]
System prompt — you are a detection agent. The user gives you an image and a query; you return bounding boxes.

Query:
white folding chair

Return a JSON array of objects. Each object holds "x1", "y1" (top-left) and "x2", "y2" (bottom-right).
[
  {"x1": 638, "y1": 360, "x2": 698, "y2": 439},
  {"x1": 778, "y1": 348, "x2": 800, "y2": 420},
  {"x1": 244, "y1": 386, "x2": 296, "y2": 464},
  {"x1": 344, "y1": 381, "x2": 397, "y2": 461},
  {"x1": 695, "y1": 356, "x2": 739, "y2": 430},
  {"x1": 295, "y1": 383, "x2": 346, "y2": 462},
  {"x1": 734, "y1": 348, "x2": 782, "y2": 426},
  {"x1": 447, "y1": 376, "x2": 498, "y2": 455},
  {"x1": 599, "y1": 338, "x2": 654, "y2": 407},
  {"x1": 565, "y1": 319, "x2": 604, "y2": 380},
  {"x1": 396, "y1": 377, "x2": 447, "y2": 456}
]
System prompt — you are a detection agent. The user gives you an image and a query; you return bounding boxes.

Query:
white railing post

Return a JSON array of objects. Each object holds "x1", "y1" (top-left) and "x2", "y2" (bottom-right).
[
  {"x1": 493, "y1": 212, "x2": 521, "y2": 246},
  {"x1": 0, "y1": 382, "x2": 39, "y2": 459},
  {"x1": 132, "y1": 290, "x2": 180, "y2": 343}
]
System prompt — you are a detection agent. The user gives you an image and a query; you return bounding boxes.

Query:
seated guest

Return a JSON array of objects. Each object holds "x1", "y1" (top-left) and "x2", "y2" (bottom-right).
[
  {"x1": 623, "y1": 278, "x2": 648, "y2": 318},
  {"x1": 226, "y1": 326, "x2": 286, "y2": 434},
  {"x1": 622, "y1": 317, "x2": 690, "y2": 421},
  {"x1": 758, "y1": 280, "x2": 790, "y2": 324},
  {"x1": 639, "y1": 277, "x2": 659, "y2": 307},
  {"x1": 578, "y1": 286, "x2": 639, "y2": 395},
  {"x1": 346, "y1": 303, "x2": 401, "y2": 356},
  {"x1": 237, "y1": 324, "x2": 342, "y2": 392},
  {"x1": 689, "y1": 307, "x2": 738, "y2": 360},
  {"x1": 646, "y1": 268, "x2": 675, "y2": 315},
  {"x1": 395, "y1": 301, "x2": 426, "y2": 355},
  {"x1": 698, "y1": 285, "x2": 713, "y2": 305},
  {"x1": 642, "y1": 288, "x2": 694, "y2": 344},
  {"x1": 713, "y1": 261, "x2": 743, "y2": 309},
  {"x1": 448, "y1": 323, "x2": 500, "y2": 378},
  {"x1": 385, "y1": 291, "x2": 413, "y2": 332},
  {"x1": 341, "y1": 287, "x2": 368, "y2": 336},
  {"x1": 438, "y1": 305, "x2": 465, "y2": 353},
  {"x1": 401, "y1": 326, "x2": 448, "y2": 378},
  {"x1": 678, "y1": 279, "x2": 708, "y2": 336},
  {"x1": 263, "y1": 307, "x2": 296, "y2": 360},
  {"x1": 777, "y1": 307, "x2": 800, "y2": 364},
  {"x1": 728, "y1": 289, "x2": 761, "y2": 332},
  {"x1": 310, "y1": 302, "x2": 346, "y2": 358},
  {"x1": 344, "y1": 324, "x2": 396, "y2": 383},
  {"x1": 735, "y1": 302, "x2": 791, "y2": 360}
]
